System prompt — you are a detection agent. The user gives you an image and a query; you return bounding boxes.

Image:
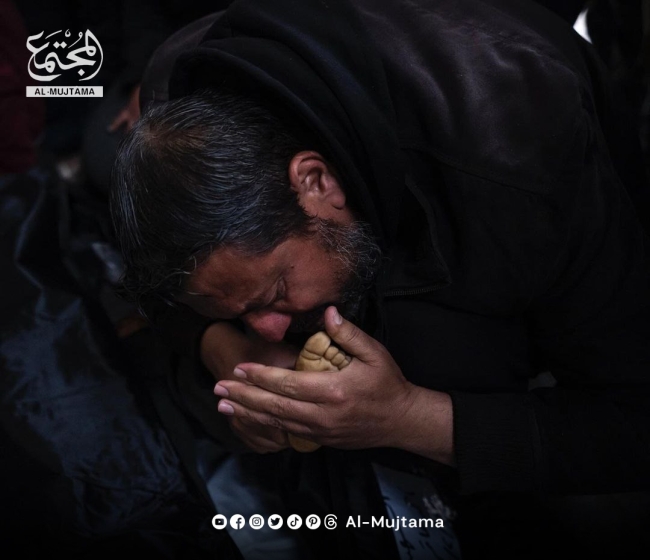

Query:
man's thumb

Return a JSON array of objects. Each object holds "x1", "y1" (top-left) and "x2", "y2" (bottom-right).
[{"x1": 324, "y1": 306, "x2": 375, "y2": 362}]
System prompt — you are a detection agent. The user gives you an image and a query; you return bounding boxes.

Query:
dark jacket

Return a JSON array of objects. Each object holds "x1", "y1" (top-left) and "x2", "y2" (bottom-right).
[
  {"x1": 138, "y1": 0, "x2": 650, "y2": 556},
  {"x1": 147, "y1": 0, "x2": 650, "y2": 492}
]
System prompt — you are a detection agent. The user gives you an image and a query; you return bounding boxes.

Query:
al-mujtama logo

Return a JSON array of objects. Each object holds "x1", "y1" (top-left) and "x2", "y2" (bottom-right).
[{"x1": 26, "y1": 29, "x2": 103, "y2": 97}]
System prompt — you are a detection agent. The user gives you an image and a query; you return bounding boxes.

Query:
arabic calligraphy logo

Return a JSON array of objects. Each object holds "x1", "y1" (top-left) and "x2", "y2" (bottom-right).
[{"x1": 27, "y1": 29, "x2": 103, "y2": 82}]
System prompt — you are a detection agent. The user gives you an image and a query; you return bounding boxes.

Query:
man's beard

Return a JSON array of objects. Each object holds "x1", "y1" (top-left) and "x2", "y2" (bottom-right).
[{"x1": 287, "y1": 218, "x2": 383, "y2": 334}]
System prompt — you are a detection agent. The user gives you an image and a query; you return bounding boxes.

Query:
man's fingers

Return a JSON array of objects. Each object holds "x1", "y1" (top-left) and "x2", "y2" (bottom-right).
[
  {"x1": 323, "y1": 306, "x2": 379, "y2": 363},
  {"x1": 230, "y1": 363, "x2": 336, "y2": 402},
  {"x1": 216, "y1": 380, "x2": 319, "y2": 428},
  {"x1": 218, "y1": 397, "x2": 316, "y2": 440}
]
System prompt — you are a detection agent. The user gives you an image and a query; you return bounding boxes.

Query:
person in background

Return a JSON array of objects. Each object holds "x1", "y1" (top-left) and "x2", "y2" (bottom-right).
[{"x1": 0, "y1": 0, "x2": 44, "y2": 175}]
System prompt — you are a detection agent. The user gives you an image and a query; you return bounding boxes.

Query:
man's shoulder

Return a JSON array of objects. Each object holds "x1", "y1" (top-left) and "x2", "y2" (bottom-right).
[{"x1": 356, "y1": 0, "x2": 596, "y2": 196}]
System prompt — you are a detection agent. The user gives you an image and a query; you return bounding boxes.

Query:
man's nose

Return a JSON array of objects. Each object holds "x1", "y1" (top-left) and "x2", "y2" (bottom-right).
[{"x1": 242, "y1": 310, "x2": 292, "y2": 342}]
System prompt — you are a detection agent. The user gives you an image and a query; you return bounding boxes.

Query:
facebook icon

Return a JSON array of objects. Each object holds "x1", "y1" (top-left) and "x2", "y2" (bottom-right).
[{"x1": 230, "y1": 514, "x2": 246, "y2": 530}]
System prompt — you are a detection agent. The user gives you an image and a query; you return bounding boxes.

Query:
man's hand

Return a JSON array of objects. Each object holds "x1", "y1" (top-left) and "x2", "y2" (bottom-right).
[
  {"x1": 201, "y1": 321, "x2": 298, "y2": 453},
  {"x1": 108, "y1": 84, "x2": 141, "y2": 133},
  {"x1": 213, "y1": 307, "x2": 455, "y2": 464}
]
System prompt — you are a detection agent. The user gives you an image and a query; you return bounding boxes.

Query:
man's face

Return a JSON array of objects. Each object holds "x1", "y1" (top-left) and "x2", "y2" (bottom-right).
[{"x1": 181, "y1": 220, "x2": 381, "y2": 342}]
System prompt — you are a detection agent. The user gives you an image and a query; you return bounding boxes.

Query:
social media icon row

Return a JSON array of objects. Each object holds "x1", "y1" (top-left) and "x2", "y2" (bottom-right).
[{"x1": 212, "y1": 514, "x2": 330, "y2": 530}]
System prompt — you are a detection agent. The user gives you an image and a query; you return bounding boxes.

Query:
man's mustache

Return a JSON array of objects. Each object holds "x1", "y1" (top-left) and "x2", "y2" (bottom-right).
[
  {"x1": 286, "y1": 293, "x2": 365, "y2": 335},
  {"x1": 287, "y1": 304, "x2": 331, "y2": 333}
]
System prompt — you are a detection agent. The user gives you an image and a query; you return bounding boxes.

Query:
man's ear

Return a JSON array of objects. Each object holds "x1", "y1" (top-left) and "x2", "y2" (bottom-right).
[{"x1": 288, "y1": 151, "x2": 347, "y2": 217}]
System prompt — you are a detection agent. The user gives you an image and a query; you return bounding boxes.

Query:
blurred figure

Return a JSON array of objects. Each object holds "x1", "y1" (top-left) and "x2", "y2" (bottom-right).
[
  {"x1": 16, "y1": 0, "x2": 222, "y2": 191},
  {"x1": 0, "y1": 0, "x2": 45, "y2": 174},
  {"x1": 16, "y1": 0, "x2": 119, "y2": 175}
]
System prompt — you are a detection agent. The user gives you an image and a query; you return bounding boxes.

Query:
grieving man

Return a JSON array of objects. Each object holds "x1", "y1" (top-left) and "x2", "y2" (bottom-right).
[{"x1": 110, "y1": 0, "x2": 650, "y2": 558}]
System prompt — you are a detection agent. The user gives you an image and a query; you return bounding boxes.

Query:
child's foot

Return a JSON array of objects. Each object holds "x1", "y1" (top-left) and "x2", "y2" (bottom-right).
[
  {"x1": 295, "y1": 332, "x2": 350, "y2": 372},
  {"x1": 289, "y1": 332, "x2": 350, "y2": 453}
]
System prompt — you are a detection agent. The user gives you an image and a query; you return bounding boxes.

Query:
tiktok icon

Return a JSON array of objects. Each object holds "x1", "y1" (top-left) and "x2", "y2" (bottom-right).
[{"x1": 287, "y1": 514, "x2": 303, "y2": 530}]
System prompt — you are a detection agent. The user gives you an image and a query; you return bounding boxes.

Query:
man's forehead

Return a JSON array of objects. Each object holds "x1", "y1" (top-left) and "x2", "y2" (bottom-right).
[
  {"x1": 187, "y1": 248, "x2": 270, "y2": 293},
  {"x1": 183, "y1": 245, "x2": 282, "y2": 306}
]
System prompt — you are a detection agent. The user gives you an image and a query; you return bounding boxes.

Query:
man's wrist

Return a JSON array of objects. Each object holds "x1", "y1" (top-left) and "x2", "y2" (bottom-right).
[{"x1": 391, "y1": 385, "x2": 456, "y2": 467}]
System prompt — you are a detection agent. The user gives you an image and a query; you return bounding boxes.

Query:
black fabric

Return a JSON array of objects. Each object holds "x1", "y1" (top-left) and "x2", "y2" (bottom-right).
[
  {"x1": 532, "y1": 0, "x2": 586, "y2": 24},
  {"x1": 0, "y1": 168, "x2": 241, "y2": 558},
  {"x1": 138, "y1": 0, "x2": 650, "y2": 557}
]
